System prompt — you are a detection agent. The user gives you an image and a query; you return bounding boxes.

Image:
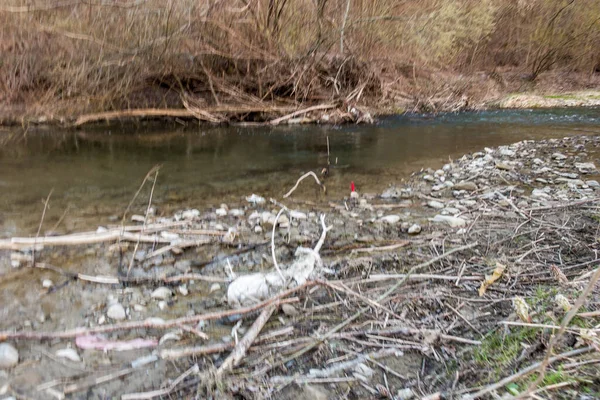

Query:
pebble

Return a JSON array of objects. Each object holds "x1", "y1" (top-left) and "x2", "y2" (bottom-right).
[
  {"x1": 215, "y1": 208, "x2": 228, "y2": 217},
  {"x1": 254, "y1": 225, "x2": 263, "y2": 233},
  {"x1": 289, "y1": 210, "x2": 308, "y2": 220},
  {"x1": 434, "y1": 169, "x2": 445, "y2": 177},
  {"x1": 533, "y1": 158, "x2": 543, "y2": 164},
  {"x1": 427, "y1": 200, "x2": 445, "y2": 209},
  {"x1": 107, "y1": 303, "x2": 126, "y2": 320},
  {"x1": 586, "y1": 180, "x2": 600, "y2": 188},
  {"x1": 281, "y1": 304, "x2": 299, "y2": 316},
  {"x1": 55, "y1": 348, "x2": 81, "y2": 362},
  {"x1": 229, "y1": 209, "x2": 245, "y2": 217},
  {"x1": 151, "y1": 287, "x2": 173, "y2": 300},
  {"x1": 158, "y1": 301, "x2": 167, "y2": 310},
  {"x1": 181, "y1": 209, "x2": 200, "y2": 220},
  {"x1": 397, "y1": 388, "x2": 415, "y2": 400},
  {"x1": 380, "y1": 215, "x2": 401, "y2": 224},
  {"x1": 0, "y1": 343, "x2": 19, "y2": 369},
  {"x1": 178, "y1": 285, "x2": 189, "y2": 296},
  {"x1": 552, "y1": 152, "x2": 567, "y2": 160},
  {"x1": 453, "y1": 181, "x2": 477, "y2": 191},
  {"x1": 42, "y1": 279, "x2": 53, "y2": 288},
  {"x1": 210, "y1": 283, "x2": 221, "y2": 293},
  {"x1": 407, "y1": 224, "x2": 421, "y2": 235},
  {"x1": 495, "y1": 162, "x2": 512, "y2": 171},
  {"x1": 245, "y1": 194, "x2": 266, "y2": 204},
  {"x1": 431, "y1": 215, "x2": 467, "y2": 228},
  {"x1": 575, "y1": 162, "x2": 596, "y2": 173},
  {"x1": 443, "y1": 207, "x2": 460, "y2": 215},
  {"x1": 423, "y1": 174, "x2": 435, "y2": 182}
]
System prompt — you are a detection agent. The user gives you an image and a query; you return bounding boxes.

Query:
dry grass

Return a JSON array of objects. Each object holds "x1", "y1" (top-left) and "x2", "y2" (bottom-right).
[{"x1": 0, "y1": 0, "x2": 598, "y2": 120}]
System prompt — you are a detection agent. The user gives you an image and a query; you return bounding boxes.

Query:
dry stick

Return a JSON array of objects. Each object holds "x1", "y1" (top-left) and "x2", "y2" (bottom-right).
[
  {"x1": 269, "y1": 104, "x2": 336, "y2": 125},
  {"x1": 0, "y1": 231, "x2": 170, "y2": 250},
  {"x1": 63, "y1": 367, "x2": 136, "y2": 394},
  {"x1": 217, "y1": 305, "x2": 277, "y2": 375},
  {"x1": 120, "y1": 165, "x2": 161, "y2": 228},
  {"x1": 33, "y1": 189, "x2": 54, "y2": 266},
  {"x1": 350, "y1": 241, "x2": 410, "y2": 254},
  {"x1": 522, "y1": 197, "x2": 599, "y2": 213},
  {"x1": 128, "y1": 167, "x2": 159, "y2": 276},
  {"x1": 0, "y1": 285, "x2": 308, "y2": 341},
  {"x1": 462, "y1": 346, "x2": 594, "y2": 400},
  {"x1": 121, "y1": 364, "x2": 199, "y2": 400},
  {"x1": 283, "y1": 171, "x2": 325, "y2": 198},
  {"x1": 271, "y1": 208, "x2": 287, "y2": 282},
  {"x1": 255, "y1": 242, "x2": 478, "y2": 376},
  {"x1": 518, "y1": 264, "x2": 600, "y2": 399}
]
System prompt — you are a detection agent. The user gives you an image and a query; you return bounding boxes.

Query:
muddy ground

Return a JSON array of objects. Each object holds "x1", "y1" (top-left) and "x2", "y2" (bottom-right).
[{"x1": 1, "y1": 135, "x2": 600, "y2": 399}]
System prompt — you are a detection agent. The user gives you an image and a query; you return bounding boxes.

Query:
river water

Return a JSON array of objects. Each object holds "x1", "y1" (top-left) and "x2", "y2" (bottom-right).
[{"x1": 1, "y1": 108, "x2": 599, "y2": 237}]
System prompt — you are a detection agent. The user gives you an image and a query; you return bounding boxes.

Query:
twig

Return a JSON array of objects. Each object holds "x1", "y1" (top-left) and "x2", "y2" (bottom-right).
[
  {"x1": 0, "y1": 289, "x2": 305, "y2": 341},
  {"x1": 269, "y1": 104, "x2": 336, "y2": 125},
  {"x1": 33, "y1": 189, "x2": 54, "y2": 265},
  {"x1": 217, "y1": 305, "x2": 276, "y2": 375},
  {"x1": 128, "y1": 167, "x2": 159, "y2": 276},
  {"x1": 121, "y1": 364, "x2": 199, "y2": 400},
  {"x1": 272, "y1": 208, "x2": 287, "y2": 282},
  {"x1": 350, "y1": 241, "x2": 410, "y2": 254},
  {"x1": 283, "y1": 171, "x2": 325, "y2": 198},
  {"x1": 313, "y1": 214, "x2": 332, "y2": 253}
]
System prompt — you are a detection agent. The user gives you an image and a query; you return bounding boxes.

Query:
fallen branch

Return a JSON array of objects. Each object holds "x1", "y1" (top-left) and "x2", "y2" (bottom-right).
[
  {"x1": 217, "y1": 305, "x2": 276, "y2": 375},
  {"x1": 283, "y1": 171, "x2": 325, "y2": 198},
  {"x1": 350, "y1": 241, "x2": 410, "y2": 254},
  {"x1": 268, "y1": 104, "x2": 336, "y2": 125}
]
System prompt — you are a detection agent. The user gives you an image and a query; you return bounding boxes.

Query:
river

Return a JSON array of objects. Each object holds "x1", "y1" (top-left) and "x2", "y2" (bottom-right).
[{"x1": 1, "y1": 107, "x2": 599, "y2": 237}]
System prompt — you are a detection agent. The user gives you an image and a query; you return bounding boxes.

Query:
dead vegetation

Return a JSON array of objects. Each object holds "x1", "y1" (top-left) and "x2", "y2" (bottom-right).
[{"x1": 0, "y1": 0, "x2": 599, "y2": 124}]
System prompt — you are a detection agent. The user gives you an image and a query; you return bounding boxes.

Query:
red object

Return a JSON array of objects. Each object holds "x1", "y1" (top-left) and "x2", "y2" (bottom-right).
[{"x1": 350, "y1": 181, "x2": 356, "y2": 192}]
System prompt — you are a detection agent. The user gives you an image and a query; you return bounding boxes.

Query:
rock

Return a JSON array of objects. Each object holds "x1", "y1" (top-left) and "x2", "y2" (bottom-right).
[
  {"x1": 423, "y1": 174, "x2": 435, "y2": 182},
  {"x1": 461, "y1": 199, "x2": 477, "y2": 207},
  {"x1": 158, "y1": 301, "x2": 167, "y2": 310},
  {"x1": 434, "y1": 169, "x2": 445, "y2": 177},
  {"x1": 431, "y1": 215, "x2": 467, "y2": 228},
  {"x1": 151, "y1": 287, "x2": 172, "y2": 300},
  {"x1": 0, "y1": 343, "x2": 19, "y2": 369},
  {"x1": 533, "y1": 158, "x2": 543, "y2": 165},
  {"x1": 246, "y1": 194, "x2": 266, "y2": 205},
  {"x1": 453, "y1": 181, "x2": 477, "y2": 191},
  {"x1": 254, "y1": 225, "x2": 263, "y2": 233},
  {"x1": 160, "y1": 231, "x2": 180, "y2": 241},
  {"x1": 55, "y1": 348, "x2": 81, "y2": 363},
  {"x1": 427, "y1": 200, "x2": 445, "y2": 209},
  {"x1": 575, "y1": 162, "x2": 596, "y2": 173},
  {"x1": 178, "y1": 285, "x2": 189, "y2": 296},
  {"x1": 407, "y1": 224, "x2": 421, "y2": 235},
  {"x1": 586, "y1": 180, "x2": 600, "y2": 188},
  {"x1": 281, "y1": 304, "x2": 299, "y2": 316},
  {"x1": 350, "y1": 191, "x2": 359, "y2": 199},
  {"x1": 532, "y1": 188, "x2": 551, "y2": 198},
  {"x1": 215, "y1": 208, "x2": 228, "y2": 217},
  {"x1": 278, "y1": 214, "x2": 290, "y2": 228},
  {"x1": 210, "y1": 283, "x2": 221, "y2": 293},
  {"x1": 290, "y1": 210, "x2": 307, "y2": 220},
  {"x1": 499, "y1": 148, "x2": 516, "y2": 157},
  {"x1": 107, "y1": 303, "x2": 126, "y2": 320},
  {"x1": 552, "y1": 152, "x2": 567, "y2": 160},
  {"x1": 181, "y1": 209, "x2": 200, "y2": 220},
  {"x1": 299, "y1": 385, "x2": 329, "y2": 400},
  {"x1": 397, "y1": 388, "x2": 415, "y2": 400},
  {"x1": 42, "y1": 279, "x2": 53, "y2": 288},
  {"x1": 380, "y1": 215, "x2": 401, "y2": 224},
  {"x1": 443, "y1": 207, "x2": 460, "y2": 215},
  {"x1": 229, "y1": 209, "x2": 245, "y2": 217},
  {"x1": 431, "y1": 184, "x2": 445, "y2": 191},
  {"x1": 535, "y1": 178, "x2": 548, "y2": 184},
  {"x1": 159, "y1": 332, "x2": 181, "y2": 345},
  {"x1": 353, "y1": 363, "x2": 375, "y2": 381},
  {"x1": 495, "y1": 162, "x2": 512, "y2": 171},
  {"x1": 381, "y1": 186, "x2": 401, "y2": 199}
]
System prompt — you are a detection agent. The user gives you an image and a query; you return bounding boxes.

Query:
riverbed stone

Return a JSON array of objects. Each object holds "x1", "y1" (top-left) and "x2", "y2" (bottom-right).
[
  {"x1": 0, "y1": 343, "x2": 19, "y2": 369},
  {"x1": 151, "y1": 287, "x2": 173, "y2": 300},
  {"x1": 453, "y1": 181, "x2": 477, "y2": 191},
  {"x1": 408, "y1": 224, "x2": 421, "y2": 235},
  {"x1": 427, "y1": 200, "x2": 444, "y2": 209},
  {"x1": 575, "y1": 162, "x2": 596, "y2": 173},
  {"x1": 380, "y1": 215, "x2": 401, "y2": 224},
  {"x1": 107, "y1": 303, "x2": 126, "y2": 320},
  {"x1": 56, "y1": 348, "x2": 81, "y2": 363},
  {"x1": 431, "y1": 215, "x2": 467, "y2": 228},
  {"x1": 552, "y1": 152, "x2": 567, "y2": 160}
]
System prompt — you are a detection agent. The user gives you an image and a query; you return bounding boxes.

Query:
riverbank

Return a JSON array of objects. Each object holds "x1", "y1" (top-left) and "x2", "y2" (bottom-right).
[
  {"x1": 1, "y1": 134, "x2": 600, "y2": 398},
  {"x1": 1, "y1": 69, "x2": 599, "y2": 128}
]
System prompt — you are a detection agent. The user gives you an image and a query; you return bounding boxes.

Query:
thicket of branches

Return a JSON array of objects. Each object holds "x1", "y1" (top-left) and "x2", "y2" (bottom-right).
[{"x1": 1, "y1": 0, "x2": 598, "y2": 115}]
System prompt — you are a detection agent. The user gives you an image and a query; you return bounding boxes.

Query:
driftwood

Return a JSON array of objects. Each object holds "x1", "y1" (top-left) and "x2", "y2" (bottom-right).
[{"x1": 283, "y1": 171, "x2": 326, "y2": 198}]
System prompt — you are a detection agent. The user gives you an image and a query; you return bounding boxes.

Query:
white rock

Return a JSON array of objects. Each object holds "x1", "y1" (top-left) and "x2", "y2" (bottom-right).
[
  {"x1": 278, "y1": 214, "x2": 290, "y2": 228},
  {"x1": 407, "y1": 224, "x2": 421, "y2": 235},
  {"x1": 431, "y1": 215, "x2": 467, "y2": 228},
  {"x1": 443, "y1": 207, "x2": 460, "y2": 215},
  {"x1": 158, "y1": 301, "x2": 167, "y2": 310},
  {"x1": 533, "y1": 158, "x2": 543, "y2": 165},
  {"x1": 144, "y1": 317, "x2": 165, "y2": 325},
  {"x1": 55, "y1": 348, "x2": 81, "y2": 363},
  {"x1": 229, "y1": 209, "x2": 245, "y2": 217},
  {"x1": 248, "y1": 211, "x2": 261, "y2": 221},
  {"x1": 151, "y1": 287, "x2": 172, "y2": 300},
  {"x1": 532, "y1": 188, "x2": 551, "y2": 198},
  {"x1": 42, "y1": 279, "x2": 53, "y2": 288},
  {"x1": 575, "y1": 162, "x2": 596, "y2": 173},
  {"x1": 159, "y1": 332, "x2": 181, "y2": 345},
  {"x1": 0, "y1": 343, "x2": 19, "y2": 369},
  {"x1": 442, "y1": 163, "x2": 452, "y2": 171},
  {"x1": 290, "y1": 210, "x2": 308, "y2": 220},
  {"x1": 434, "y1": 169, "x2": 445, "y2": 177},
  {"x1": 261, "y1": 211, "x2": 275, "y2": 225},
  {"x1": 107, "y1": 303, "x2": 126, "y2": 320},
  {"x1": 380, "y1": 215, "x2": 401, "y2": 224},
  {"x1": 246, "y1": 194, "x2": 266, "y2": 205},
  {"x1": 96, "y1": 226, "x2": 108, "y2": 233},
  {"x1": 254, "y1": 225, "x2": 263, "y2": 233},
  {"x1": 427, "y1": 200, "x2": 445, "y2": 209},
  {"x1": 216, "y1": 208, "x2": 228, "y2": 217},
  {"x1": 281, "y1": 304, "x2": 299, "y2": 316},
  {"x1": 181, "y1": 209, "x2": 200, "y2": 220},
  {"x1": 98, "y1": 315, "x2": 106, "y2": 325},
  {"x1": 552, "y1": 152, "x2": 567, "y2": 160},
  {"x1": 499, "y1": 148, "x2": 516, "y2": 157},
  {"x1": 178, "y1": 285, "x2": 189, "y2": 296},
  {"x1": 210, "y1": 283, "x2": 221, "y2": 293},
  {"x1": 397, "y1": 388, "x2": 415, "y2": 400},
  {"x1": 423, "y1": 174, "x2": 435, "y2": 182},
  {"x1": 586, "y1": 180, "x2": 600, "y2": 188}
]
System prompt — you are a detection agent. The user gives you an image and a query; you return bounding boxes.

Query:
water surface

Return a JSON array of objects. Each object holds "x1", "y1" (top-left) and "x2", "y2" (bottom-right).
[{"x1": 1, "y1": 108, "x2": 599, "y2": 237}]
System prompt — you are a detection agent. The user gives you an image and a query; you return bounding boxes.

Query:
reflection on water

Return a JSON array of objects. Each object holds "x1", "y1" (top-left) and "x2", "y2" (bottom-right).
[{"x1": 1, "y1": 108, "x2": 599, "y2": 236}]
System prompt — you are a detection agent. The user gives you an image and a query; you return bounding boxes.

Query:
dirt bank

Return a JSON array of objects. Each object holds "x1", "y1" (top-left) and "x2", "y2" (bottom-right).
[{"x1": 1, "y1": 135, "x2": 600, "y2": 399}]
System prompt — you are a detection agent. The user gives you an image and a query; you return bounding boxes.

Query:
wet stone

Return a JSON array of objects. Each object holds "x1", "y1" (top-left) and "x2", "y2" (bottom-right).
[
  {"x1": 0, "y1": 343, "x2": 19, "y2": 369},
  {"x1": 107, "y1": 303, "x2": 126, "y2": 320}
]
